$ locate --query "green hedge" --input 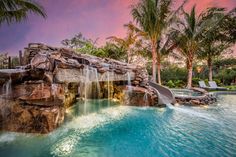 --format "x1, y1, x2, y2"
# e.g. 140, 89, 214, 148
160, 64, 235, 88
